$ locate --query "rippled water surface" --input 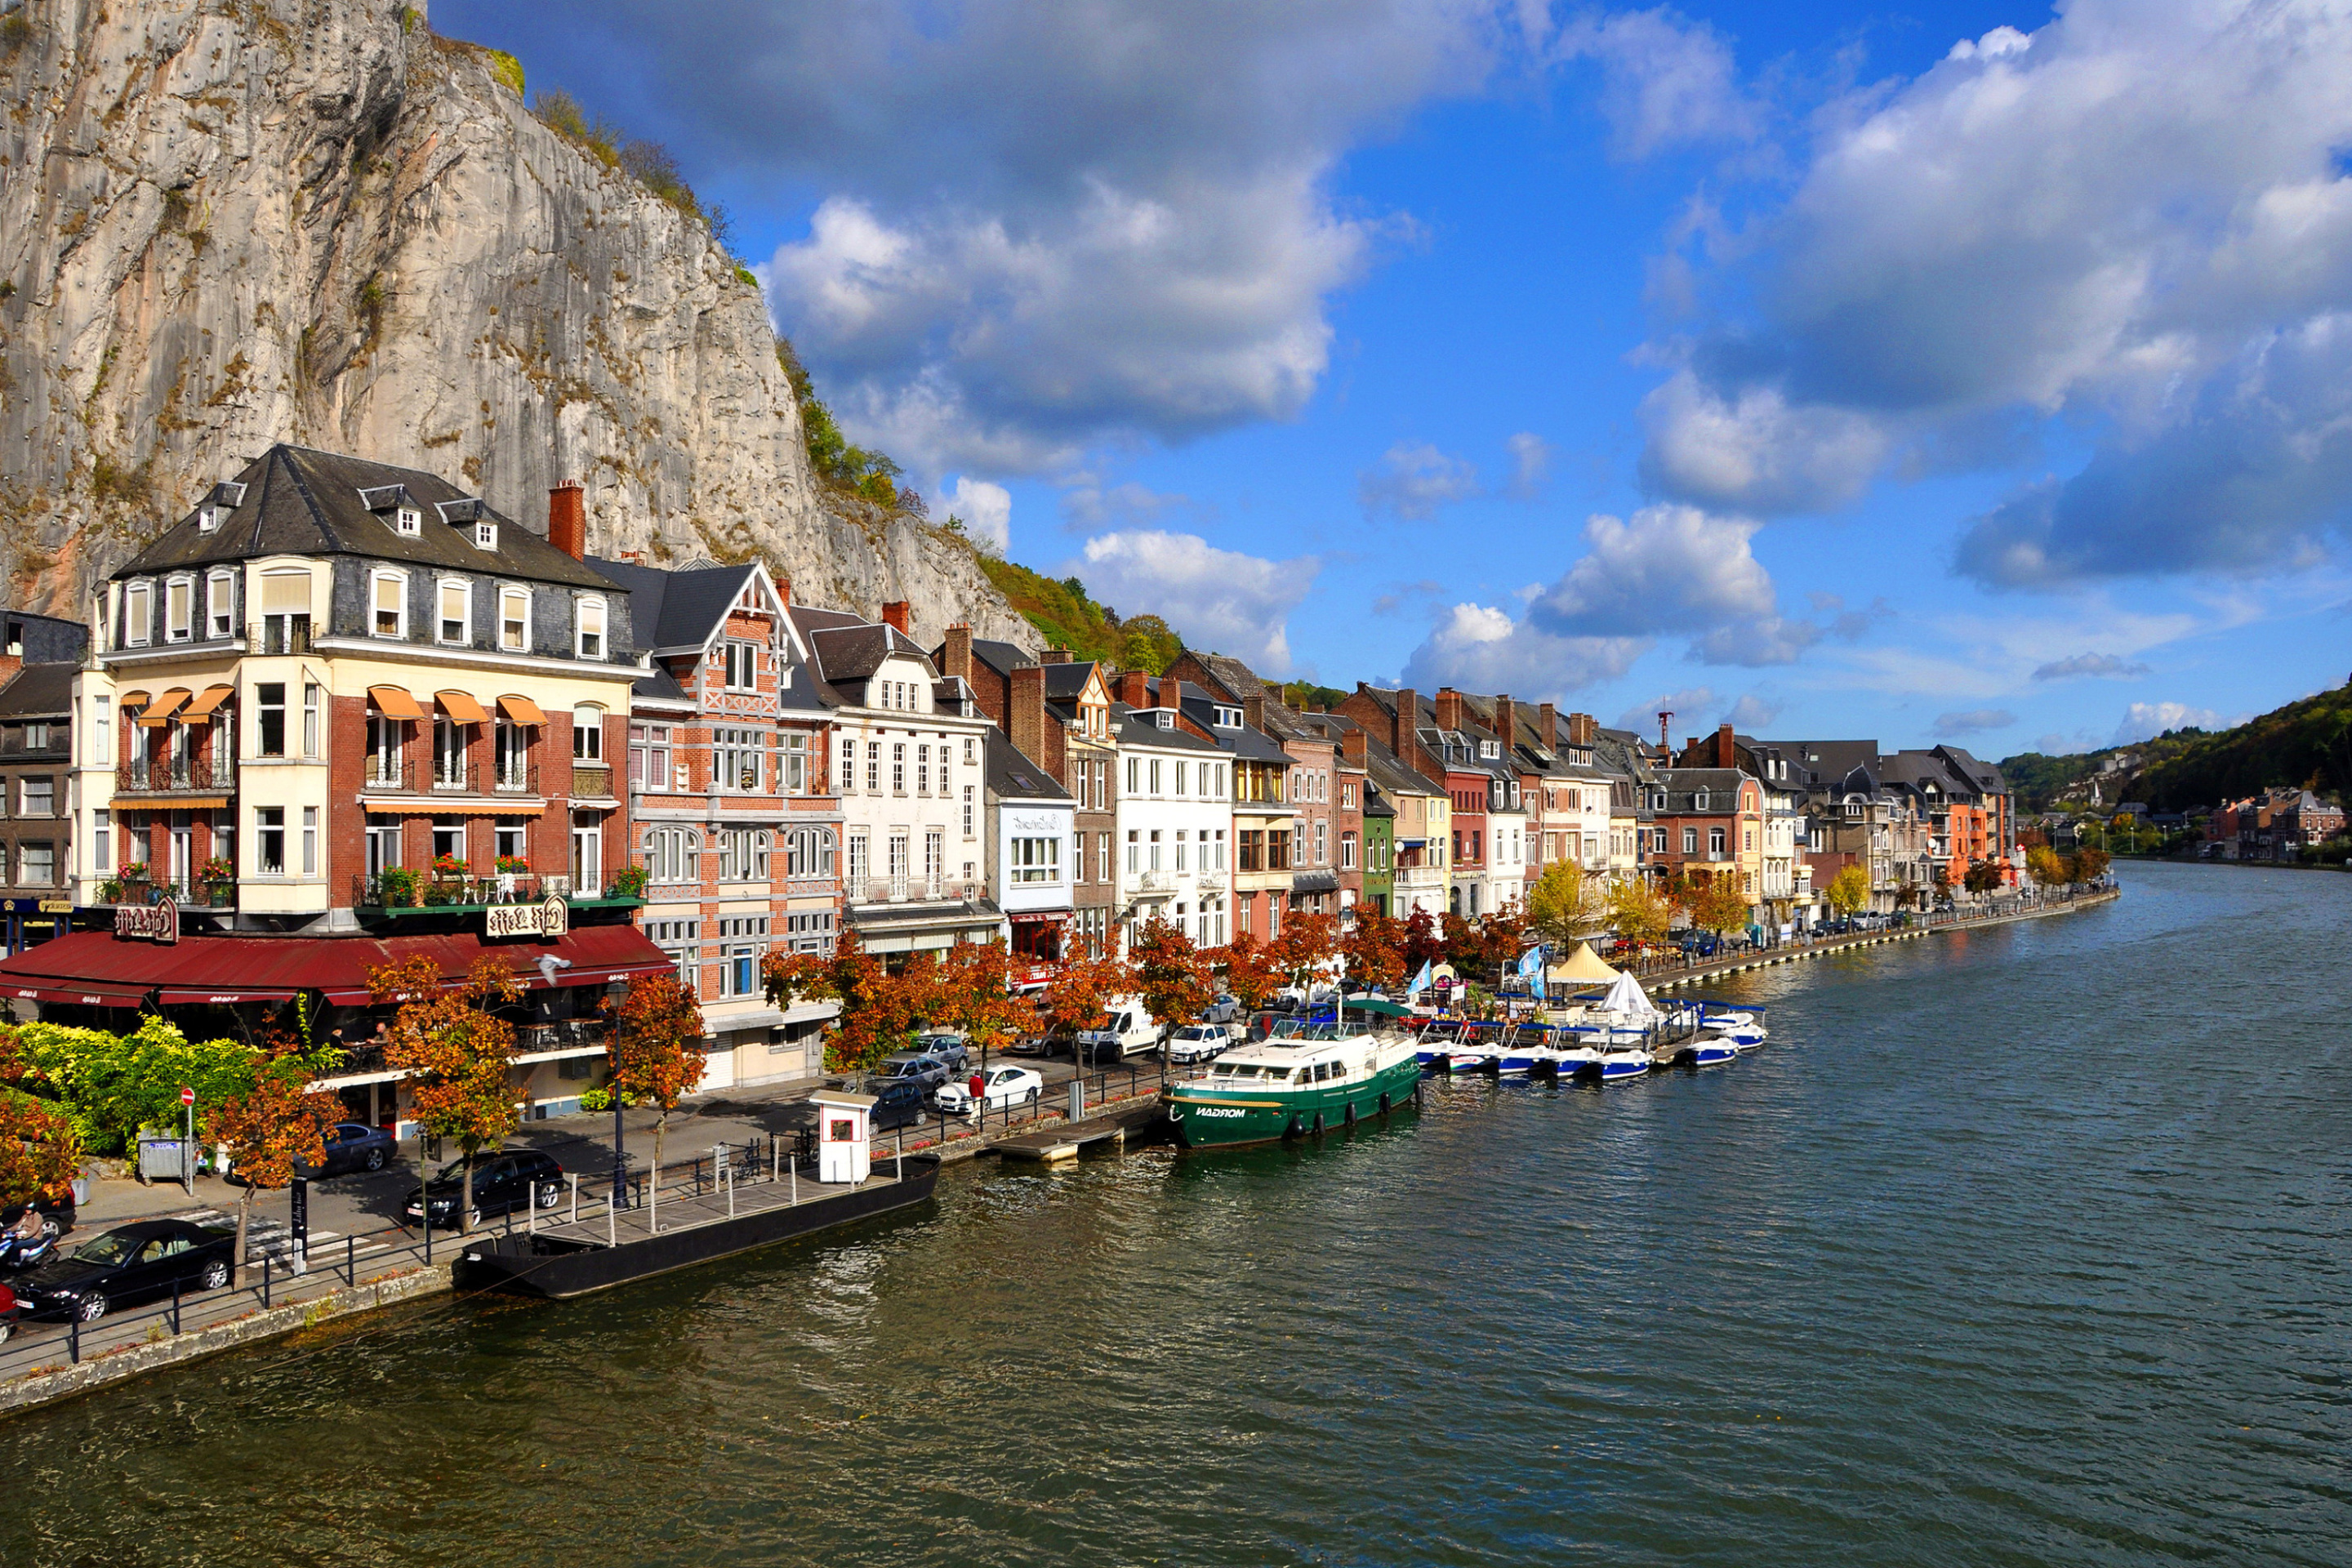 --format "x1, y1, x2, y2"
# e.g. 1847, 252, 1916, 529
4, 862, 2348, 1566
